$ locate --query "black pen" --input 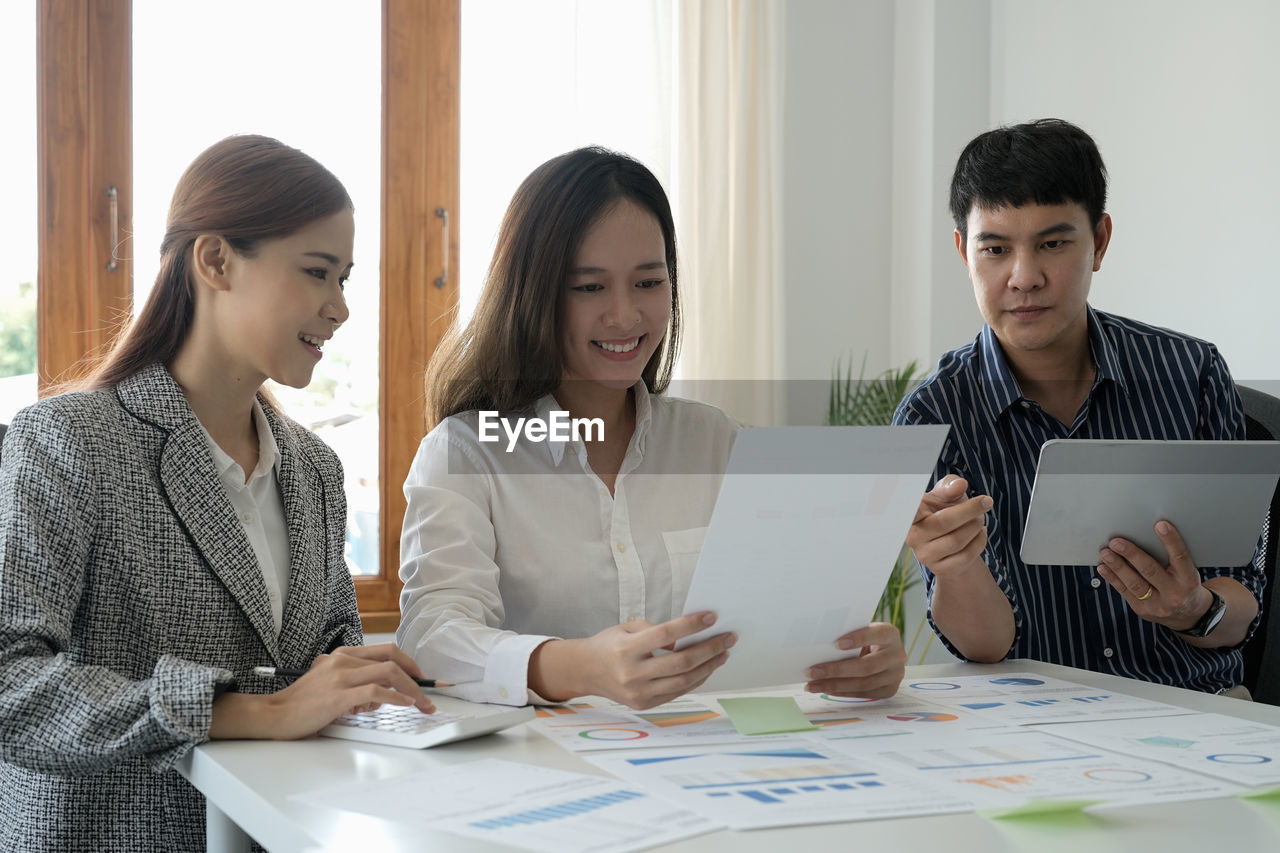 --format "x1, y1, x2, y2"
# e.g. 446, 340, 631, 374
251, 665, 451, 689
